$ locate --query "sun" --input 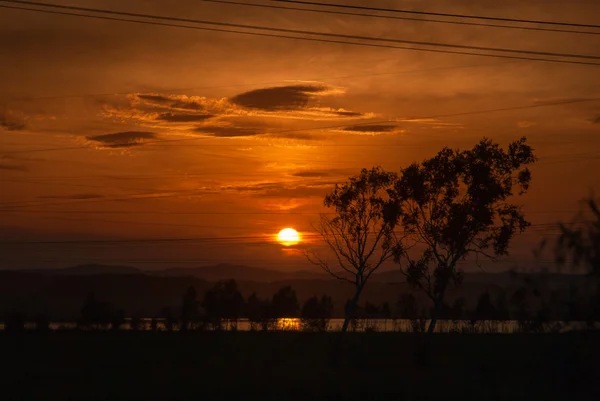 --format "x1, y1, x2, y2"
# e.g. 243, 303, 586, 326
277, 228, 300, 246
